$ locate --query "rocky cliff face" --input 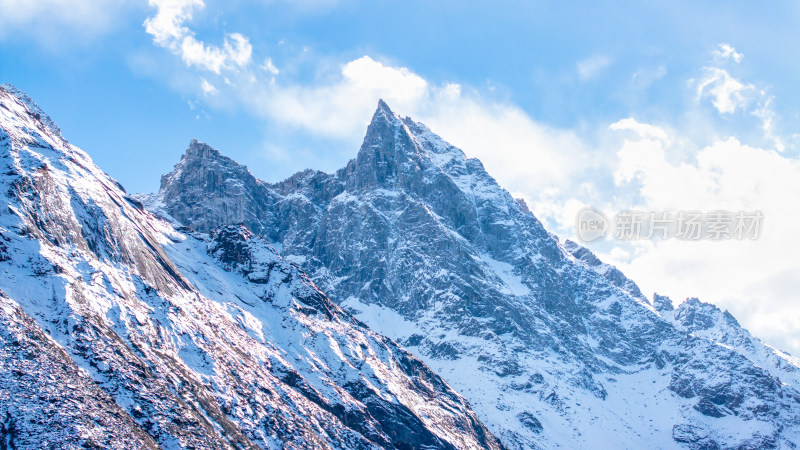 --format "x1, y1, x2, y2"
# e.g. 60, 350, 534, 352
155, 100, 800, 449
0, 85, 505, 449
